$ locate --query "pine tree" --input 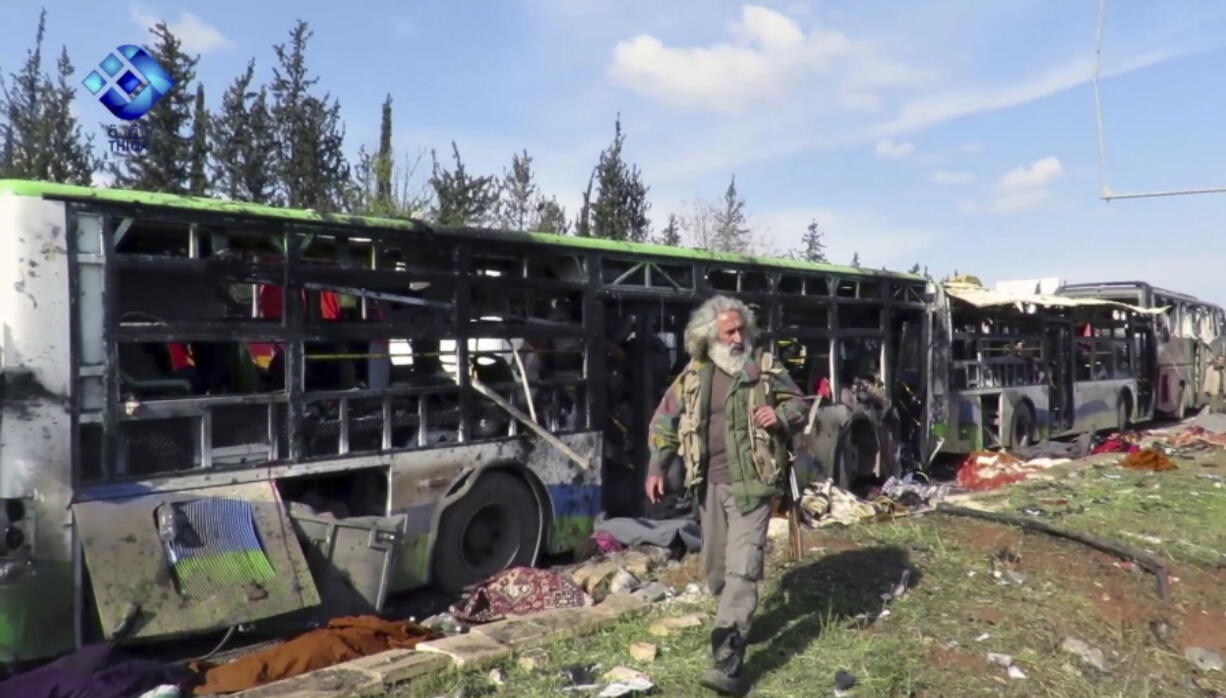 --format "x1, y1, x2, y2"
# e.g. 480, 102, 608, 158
498, 149, 537, 230
3, 9, 49, 180
210, 60, 279, 203
375, 94, 393, 209
270, 20, 350, 210
44, 46, 98, 184
712, 175, 750, 253
429, 141, 499, 226
351, 96, 430, 218
794, 218, 828, 262
656, 213, 682, 247
0, 11, 99, 184
187, 83, 208, 195
852, 252, 861, 267
587, 116, 651, 241
575, 172, 594, 237
109, 21, 198, 192
535, 196, 568, 234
